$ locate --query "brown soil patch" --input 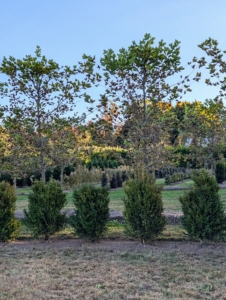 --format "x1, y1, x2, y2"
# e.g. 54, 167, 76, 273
2, 238, 226, 256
